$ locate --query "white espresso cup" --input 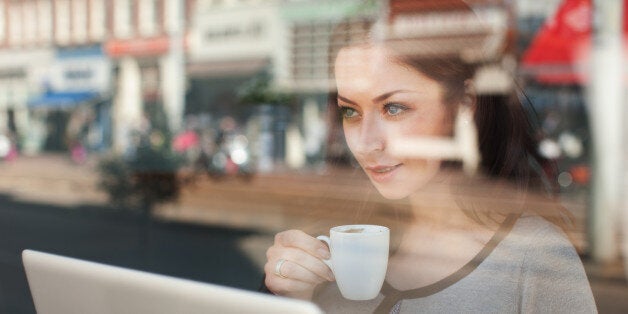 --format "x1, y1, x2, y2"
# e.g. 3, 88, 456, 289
317, 224, 389, 300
